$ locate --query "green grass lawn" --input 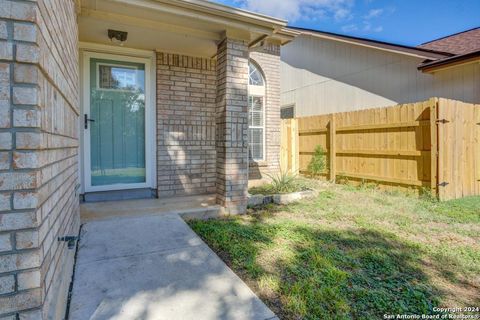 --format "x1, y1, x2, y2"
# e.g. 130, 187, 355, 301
188, 182, 480, 320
